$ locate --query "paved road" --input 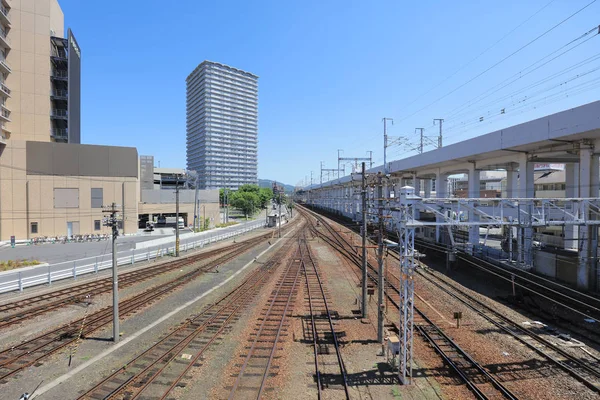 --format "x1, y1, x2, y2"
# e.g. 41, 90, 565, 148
0, 212, 269, 264
0, 233, 176, 264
